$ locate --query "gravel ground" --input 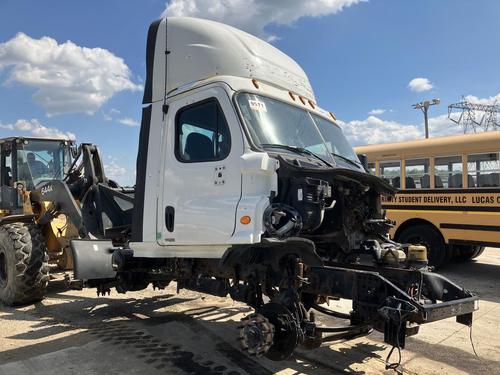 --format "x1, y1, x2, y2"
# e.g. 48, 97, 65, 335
1, 248, 499, 375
